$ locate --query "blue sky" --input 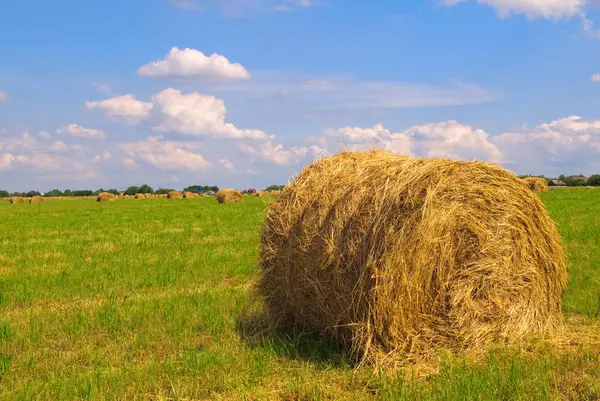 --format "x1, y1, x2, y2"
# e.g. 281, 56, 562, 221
1, 0, 600, 192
